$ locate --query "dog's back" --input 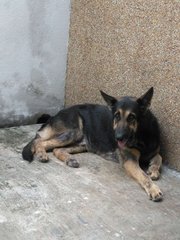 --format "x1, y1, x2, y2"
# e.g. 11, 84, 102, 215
77, 104, 117, 153
50, 104, 117, 153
